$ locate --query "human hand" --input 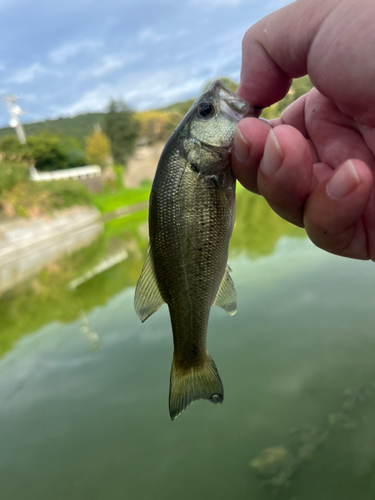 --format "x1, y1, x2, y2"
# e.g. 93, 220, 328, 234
232, 0, 375, 260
